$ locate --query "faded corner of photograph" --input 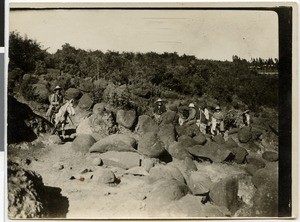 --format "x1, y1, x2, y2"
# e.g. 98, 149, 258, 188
6, 3, 290, 220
